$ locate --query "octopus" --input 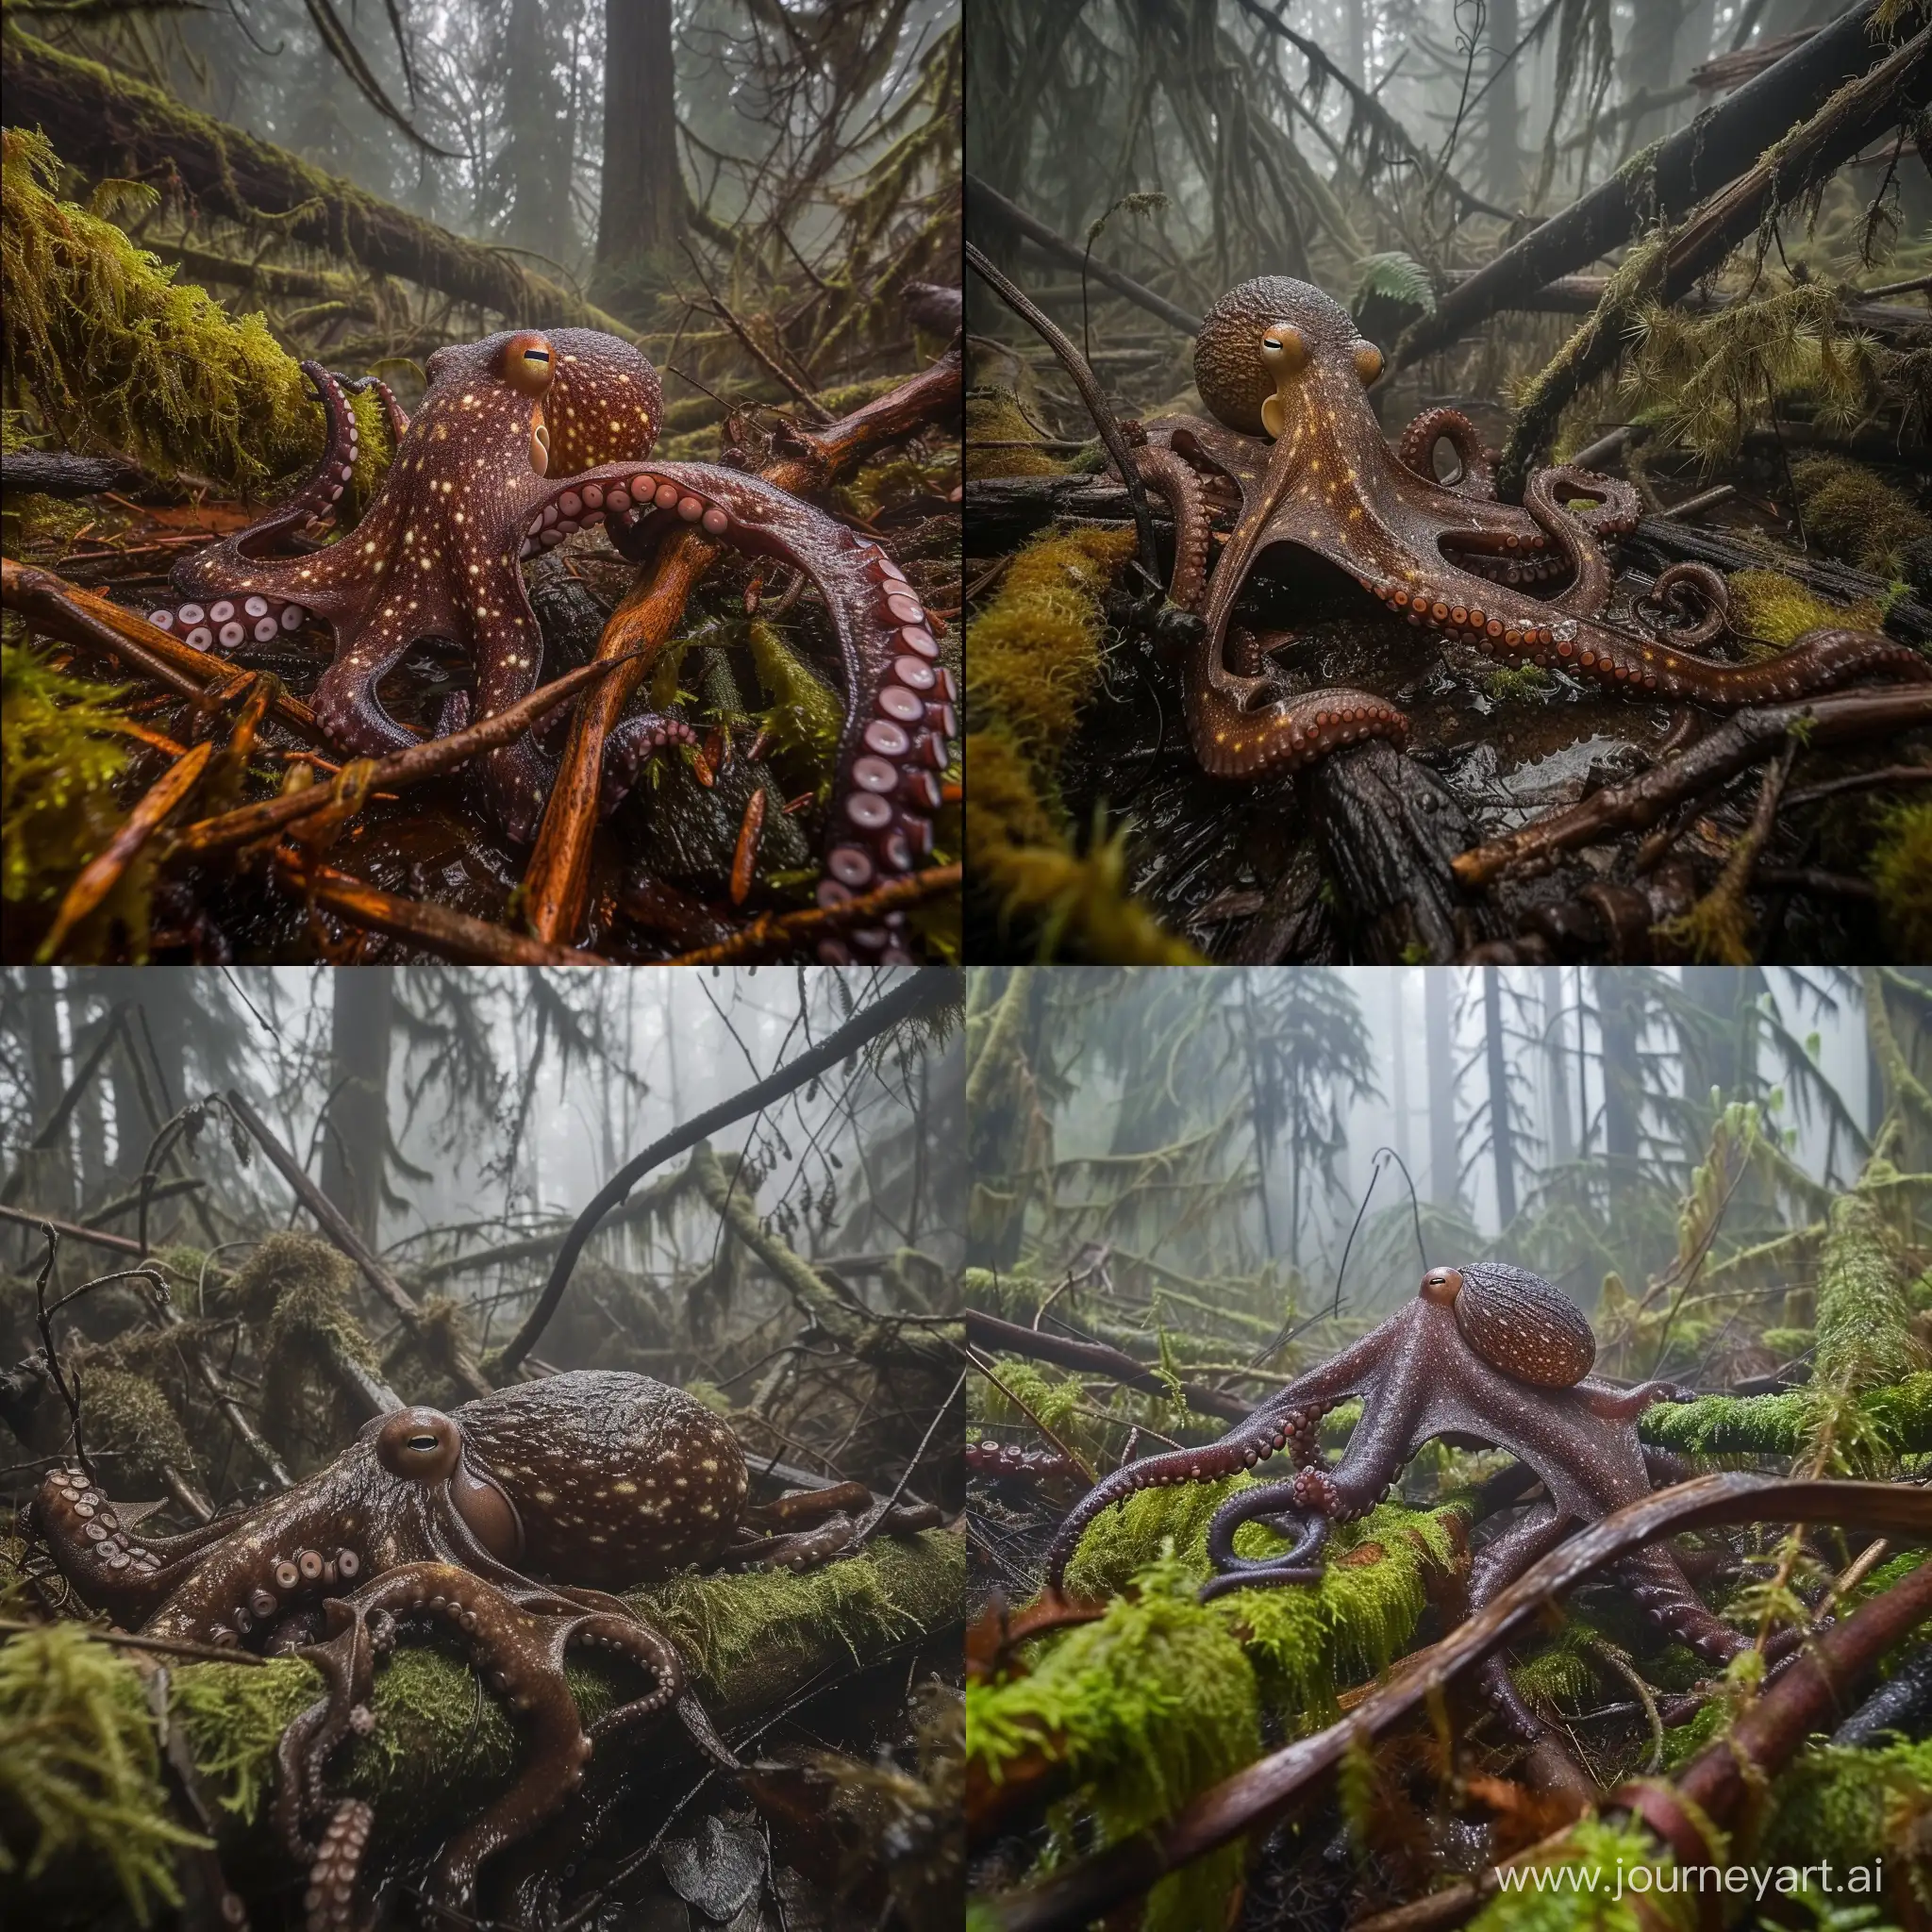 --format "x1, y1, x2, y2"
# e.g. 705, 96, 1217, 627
1124, 275, 1928, 781
27, 1370, 922, 1927
1041, 1262, 1794, 1786
142, 329, 953, 941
